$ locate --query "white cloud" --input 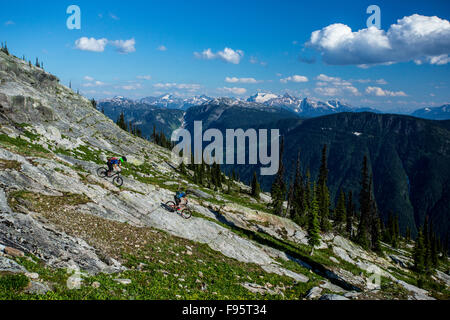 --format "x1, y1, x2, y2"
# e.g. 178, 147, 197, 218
75, 37, 108, 52
219, 87, 247, 95
119, 83, 142, 90
75, 37, 136, 54
307, 14, 450, 66
4, 21, 15, 26
365, 86, 407, 97
110, 38, 136, 54
136, 75, 151, 80
157, 45, 167, 51
315, 74, 351, 86
84, 76, 94, 81
225, 77, 261, 84
280, 75, 309, 83
82, 81, 106, 87
315, 85, 360, 96
194, 47, 244, 64
415, 54, 450, 65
